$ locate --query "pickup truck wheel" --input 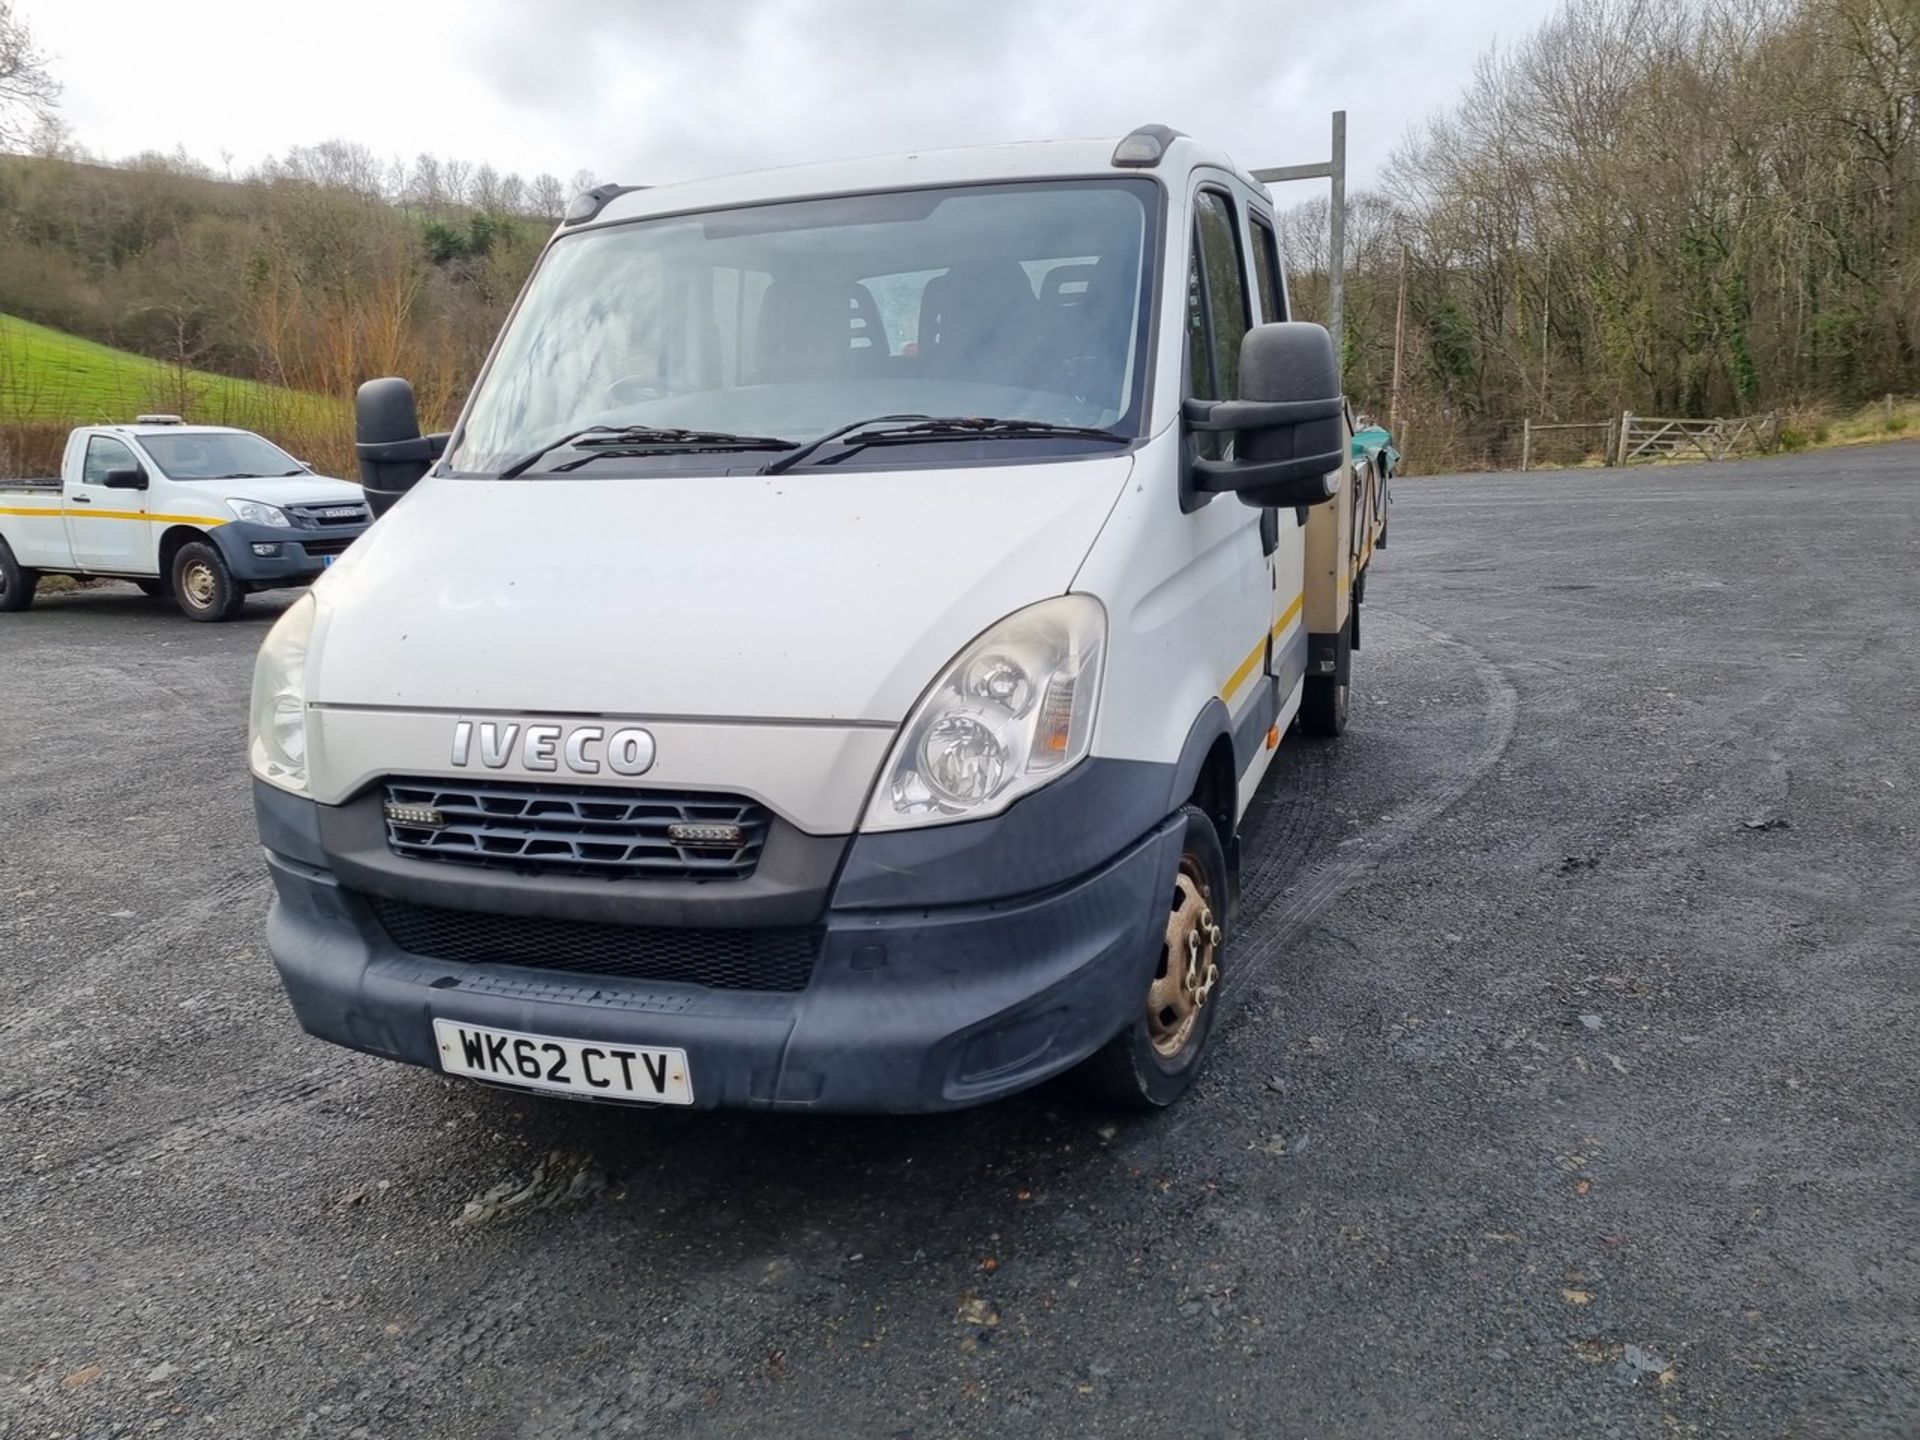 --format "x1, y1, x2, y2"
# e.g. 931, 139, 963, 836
171, 541, 245, 622
0, 538, 38, 612
1076, 804, 1230, 1110
134, 579, 169, 599
1300, 619, 1352, 738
